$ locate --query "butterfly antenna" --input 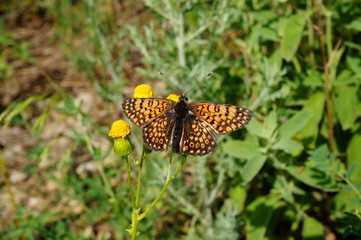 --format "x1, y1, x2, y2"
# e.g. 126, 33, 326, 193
159, 72, 182, 95
185, 72, 213, 95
